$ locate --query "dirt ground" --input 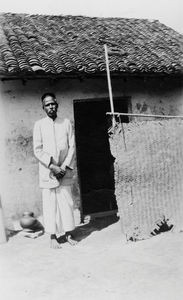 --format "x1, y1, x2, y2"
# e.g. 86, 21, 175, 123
0, 215, 183, 300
